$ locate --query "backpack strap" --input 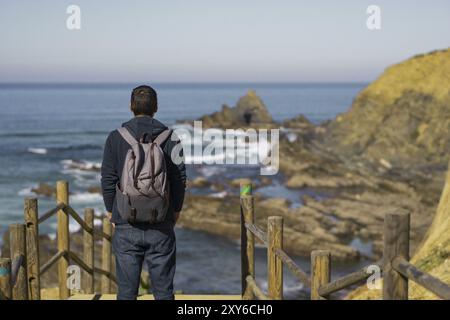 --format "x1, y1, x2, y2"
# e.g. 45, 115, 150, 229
117, 127, 139, 146
153, 129, 173, 146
